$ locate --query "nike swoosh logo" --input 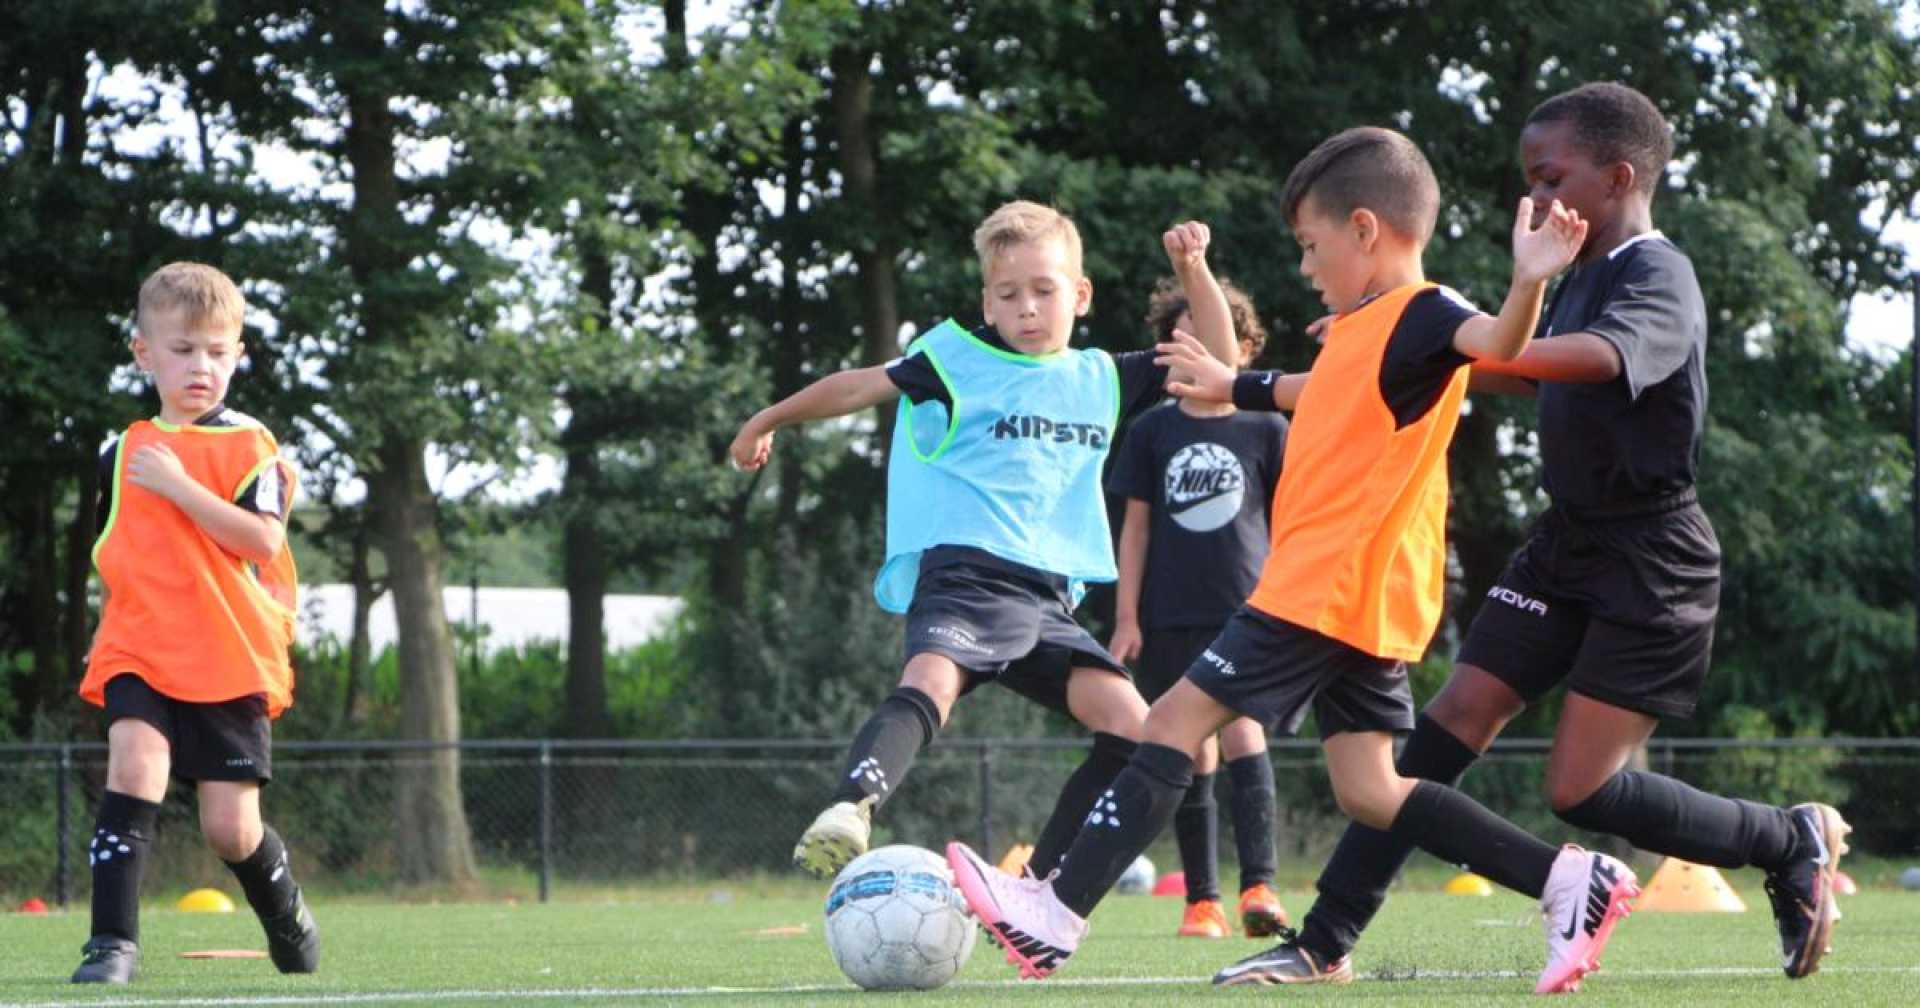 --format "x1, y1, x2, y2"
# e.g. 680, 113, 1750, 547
1214, 961, 1261, 980
1170, 494, 1231, 516
1560, 909, 1579, 942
